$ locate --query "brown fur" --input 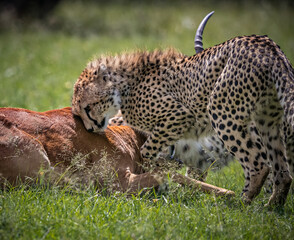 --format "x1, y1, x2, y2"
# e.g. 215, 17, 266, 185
0, 107, 160, 191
